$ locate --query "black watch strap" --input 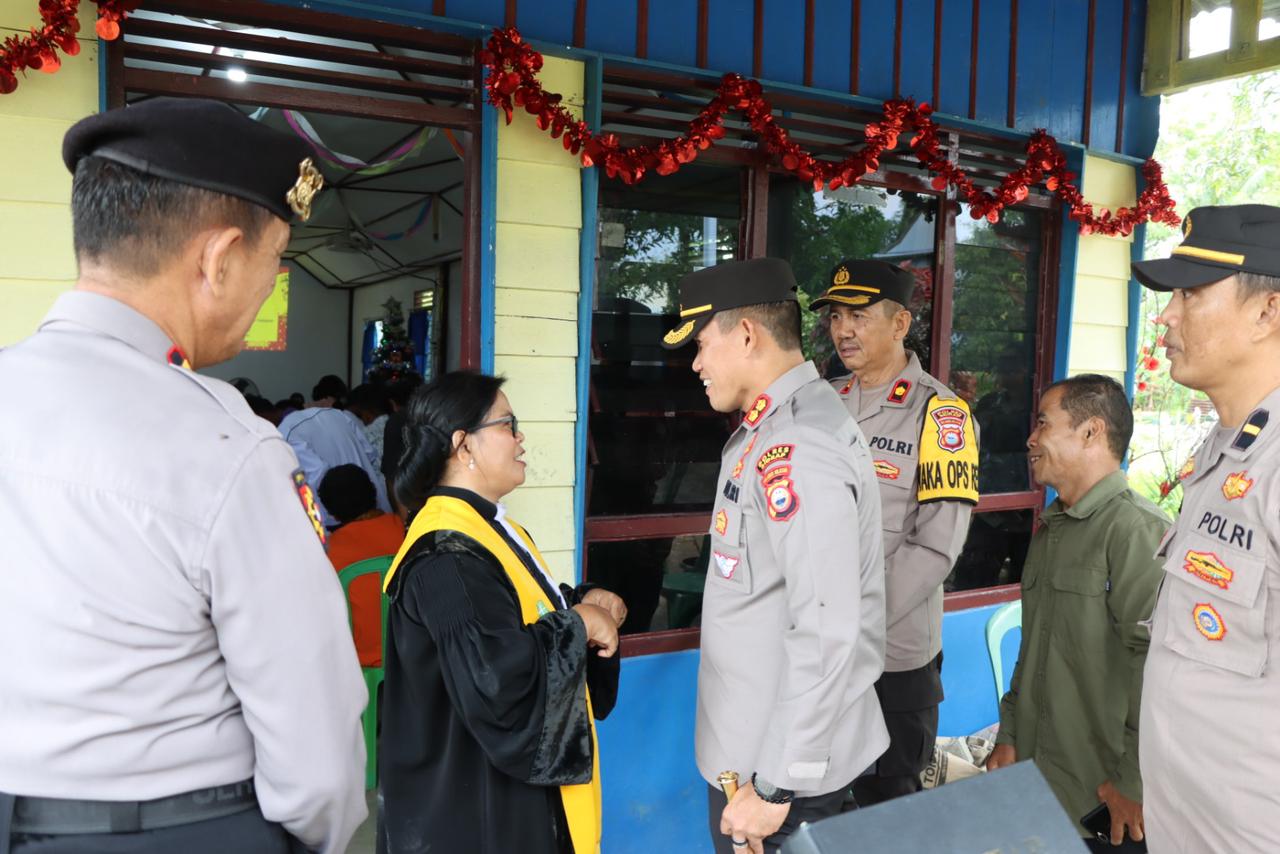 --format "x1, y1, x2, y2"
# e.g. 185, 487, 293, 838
751, 773, 795, 804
